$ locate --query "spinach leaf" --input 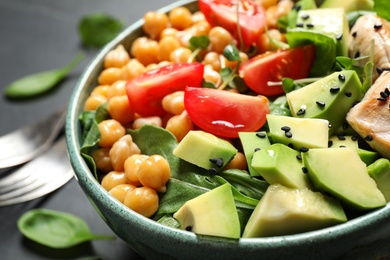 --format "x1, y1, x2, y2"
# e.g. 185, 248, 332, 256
286, 28, 336, 77
4, 53, 84, 99
79, 12, 123, 48
269, 95, 292, 116
374, 0, 390, 21
18, 209, 115, 249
